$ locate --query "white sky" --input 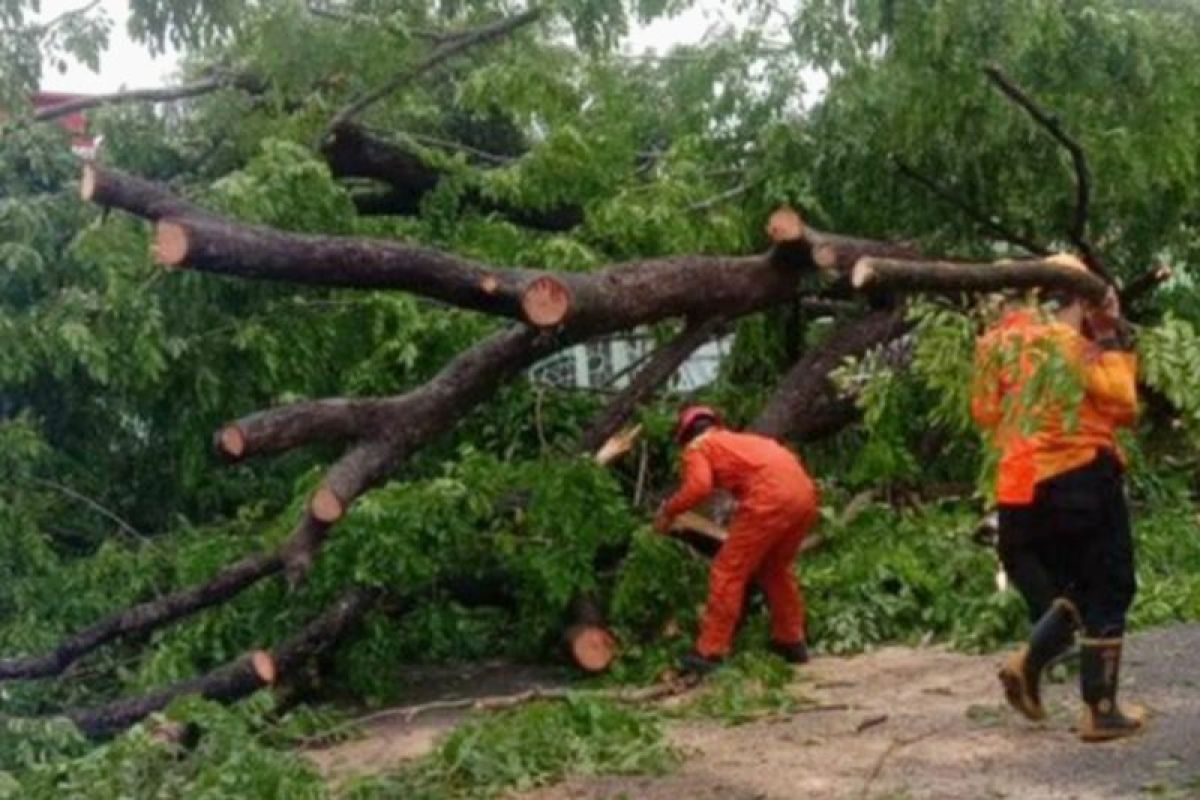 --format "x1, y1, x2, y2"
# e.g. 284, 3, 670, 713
39, 0, 749, 93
